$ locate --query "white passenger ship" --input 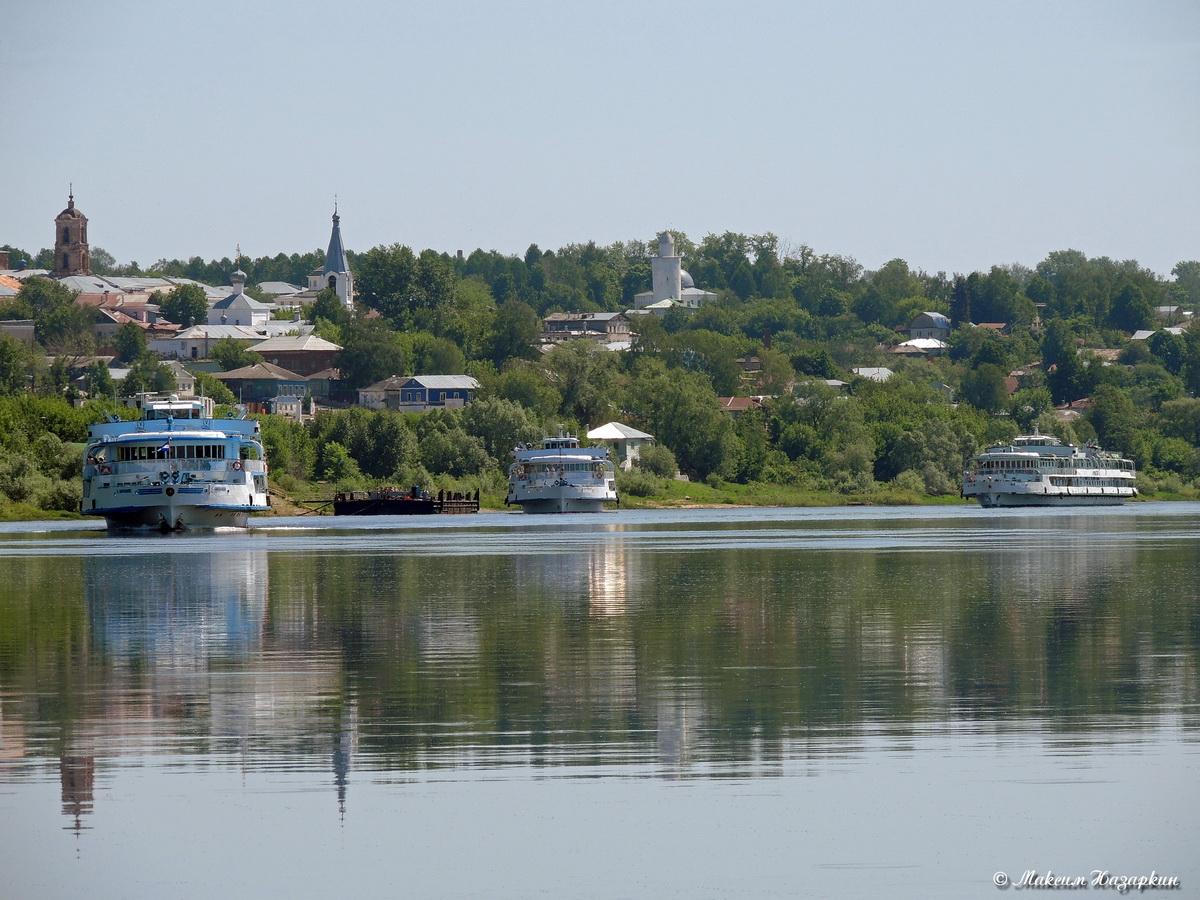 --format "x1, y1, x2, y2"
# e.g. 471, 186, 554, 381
82, 394, 270, 530
505, 429, 618, 513
962, 429, 1137, 508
